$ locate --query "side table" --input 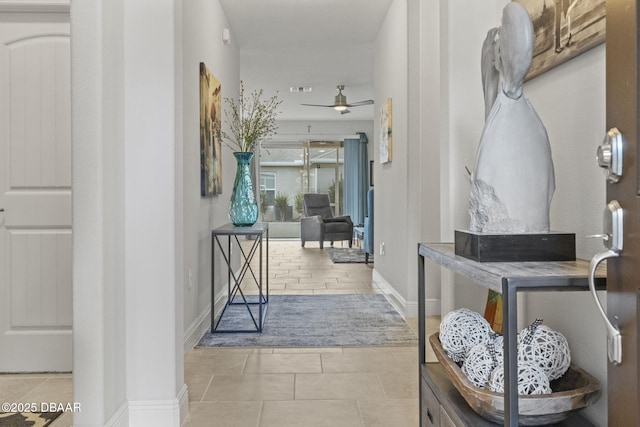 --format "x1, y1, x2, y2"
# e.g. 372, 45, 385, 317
418, 243, 606, 426
211, 222, 269, 332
